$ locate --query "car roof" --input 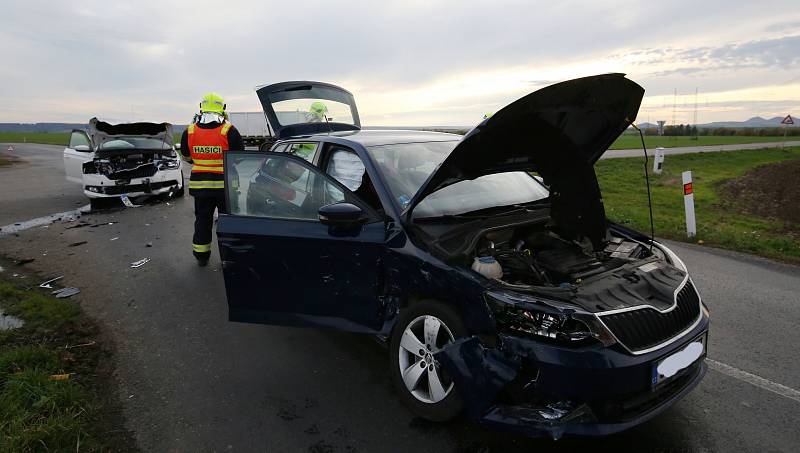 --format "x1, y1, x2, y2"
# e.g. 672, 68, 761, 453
288, 129, 462, 147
